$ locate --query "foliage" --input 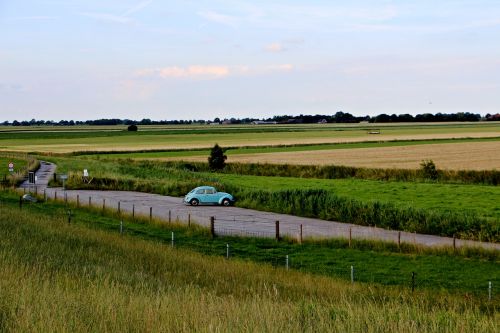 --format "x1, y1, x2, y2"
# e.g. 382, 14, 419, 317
420, 160, 438, 180
208, 143, 227, 170
127, 124, 138, 131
